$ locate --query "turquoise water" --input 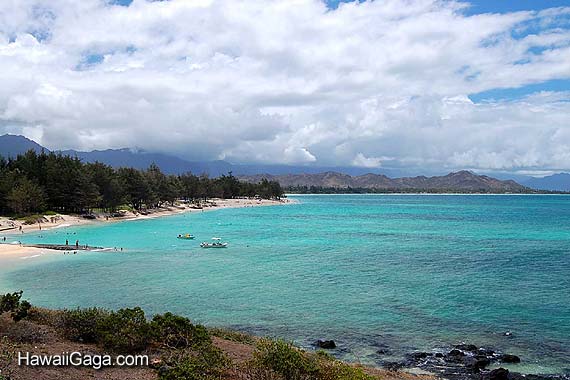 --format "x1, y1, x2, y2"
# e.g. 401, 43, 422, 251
1, 195, 569, 374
